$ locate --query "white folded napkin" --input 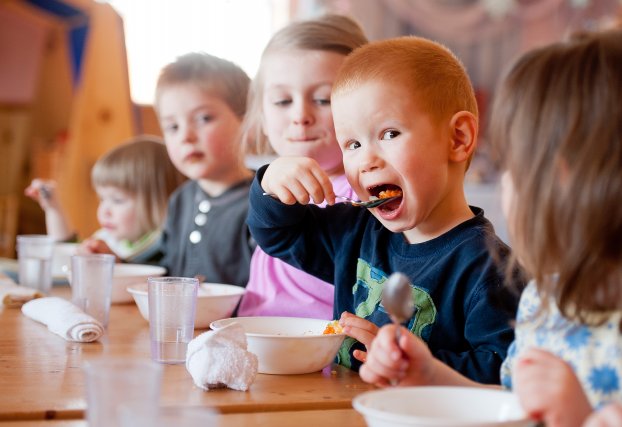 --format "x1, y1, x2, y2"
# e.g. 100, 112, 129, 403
21, 297, 104, 342
186, 322, 258, 391
0, 279, 43, 308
